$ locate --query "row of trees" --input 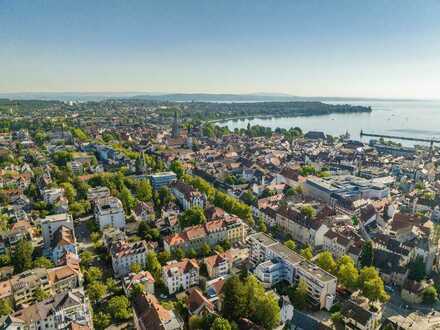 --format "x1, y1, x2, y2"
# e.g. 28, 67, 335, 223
170, 160, 254, 224
314, 251, 389, 302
